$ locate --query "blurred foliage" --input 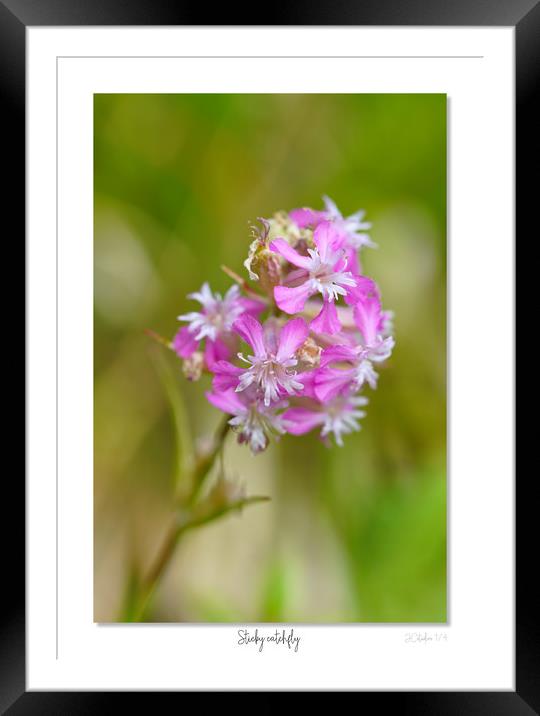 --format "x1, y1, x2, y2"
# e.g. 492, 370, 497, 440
94, 94, 446, 622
